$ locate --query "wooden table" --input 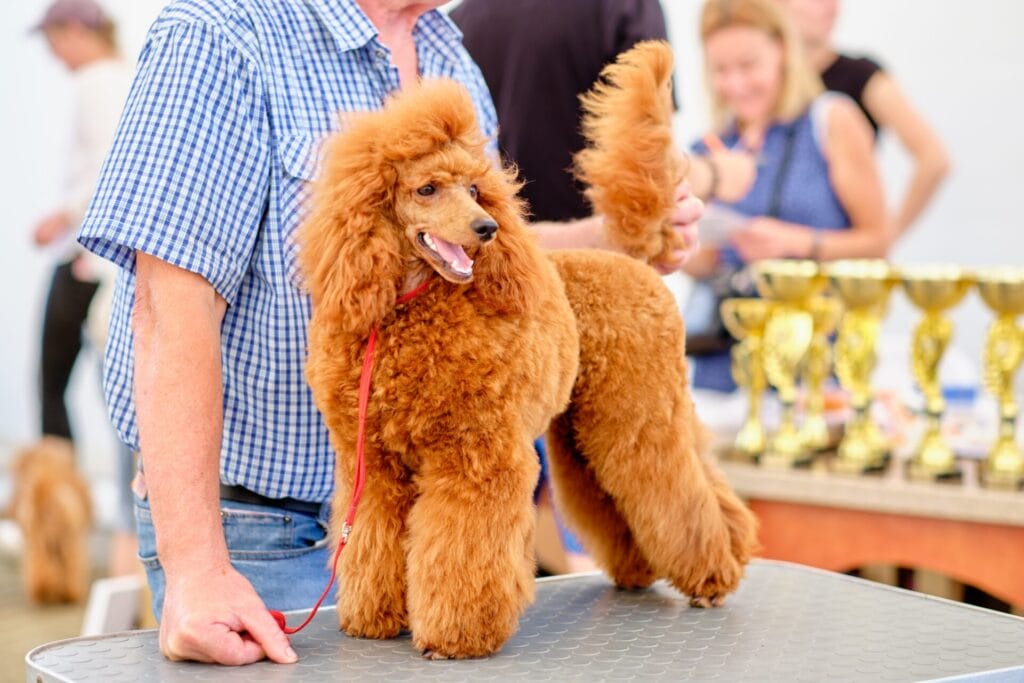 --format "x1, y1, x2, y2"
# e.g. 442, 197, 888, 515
717, 455, 1024, 609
